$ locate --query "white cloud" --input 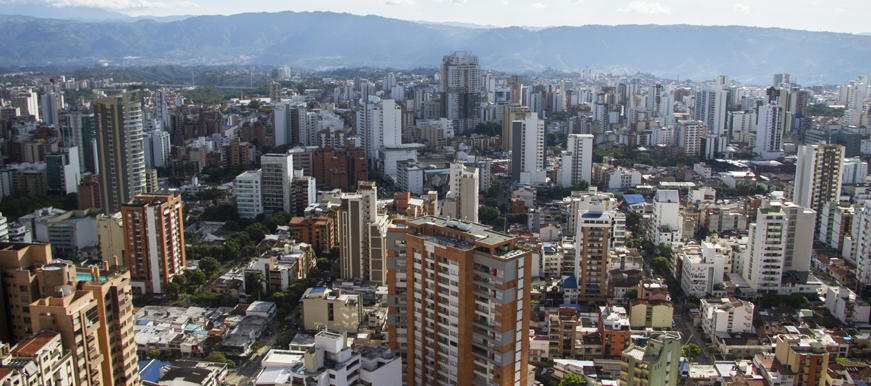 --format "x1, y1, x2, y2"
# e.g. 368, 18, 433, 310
531, 2, 546, 8
733, 3, 750, 14
385, 0, 414, 5
616, 1, 670, 14
1, 0, 196, 9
